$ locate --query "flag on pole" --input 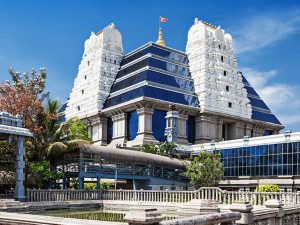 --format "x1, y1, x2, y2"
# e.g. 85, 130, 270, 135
159, 16, 168, 23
